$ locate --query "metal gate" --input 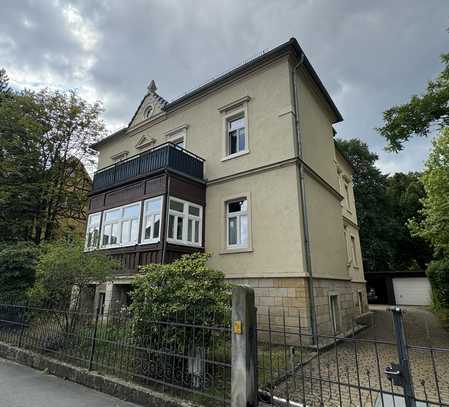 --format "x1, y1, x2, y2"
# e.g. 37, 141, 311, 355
256, 306, 449, 407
